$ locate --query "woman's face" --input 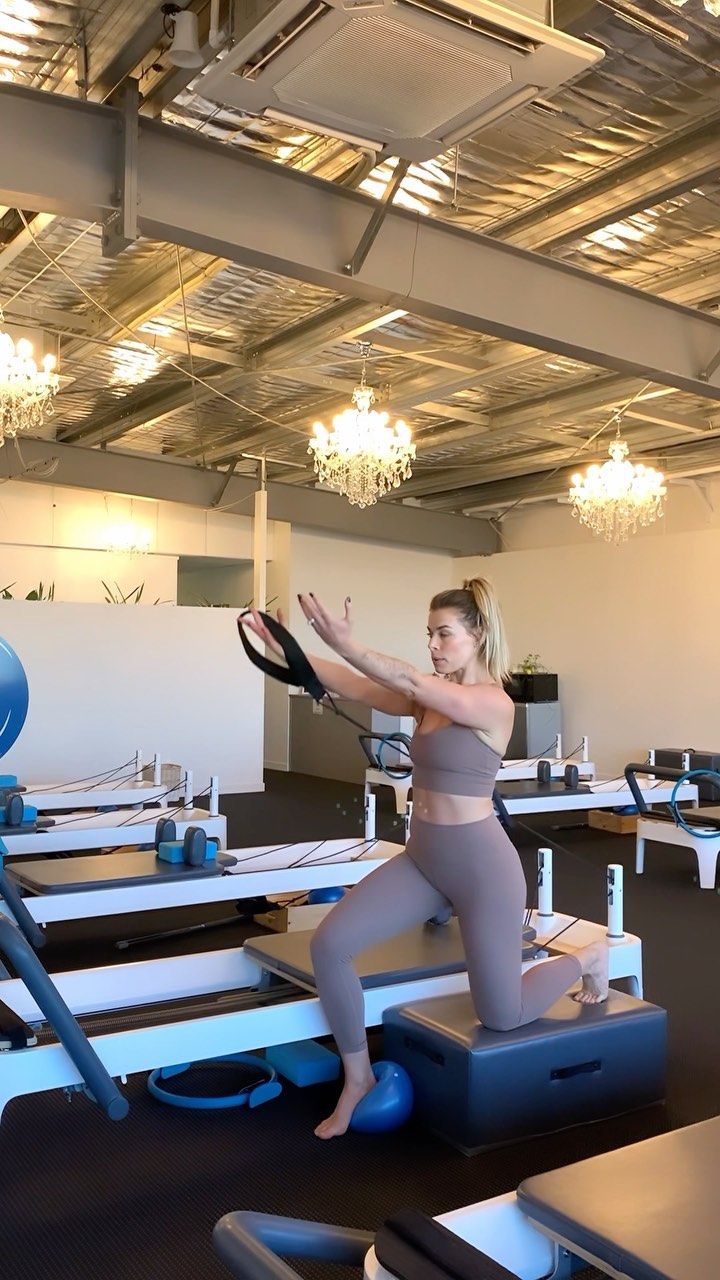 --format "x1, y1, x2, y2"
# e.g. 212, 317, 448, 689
426, 608, 478, 675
